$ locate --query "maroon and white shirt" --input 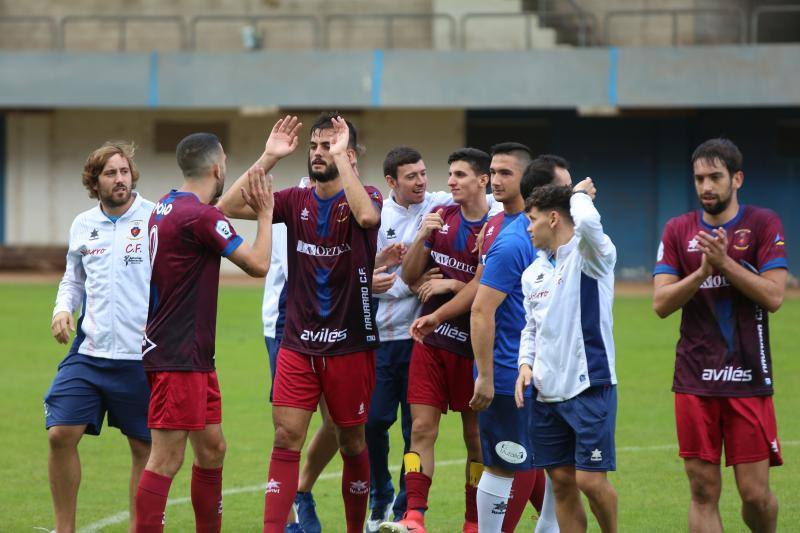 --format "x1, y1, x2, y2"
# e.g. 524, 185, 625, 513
654, 205, 788, 397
